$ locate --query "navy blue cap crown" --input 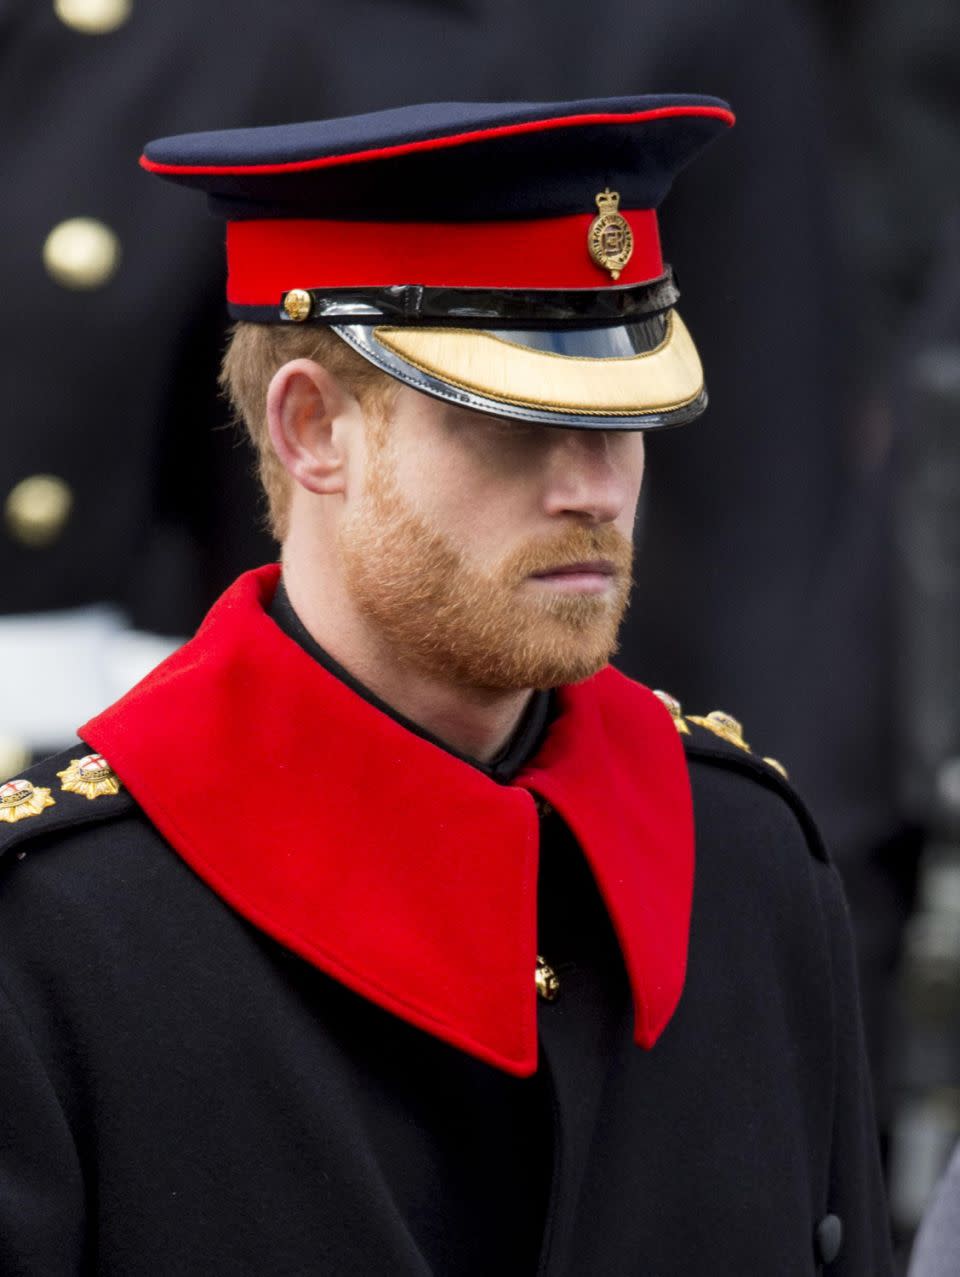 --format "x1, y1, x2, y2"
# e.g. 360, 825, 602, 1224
142, 94, 734, 222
